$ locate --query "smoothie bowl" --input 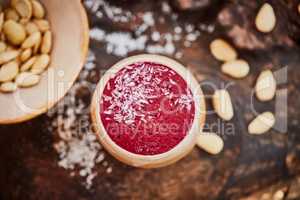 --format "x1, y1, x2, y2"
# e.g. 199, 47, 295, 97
91, 54, 206, 168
